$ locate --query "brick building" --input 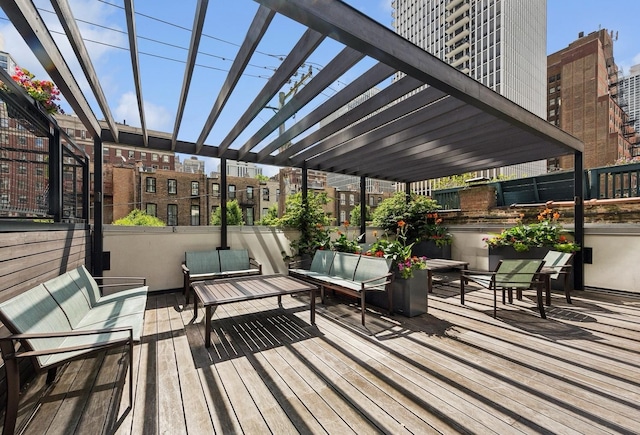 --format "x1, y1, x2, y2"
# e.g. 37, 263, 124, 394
547, 29, 635, 170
